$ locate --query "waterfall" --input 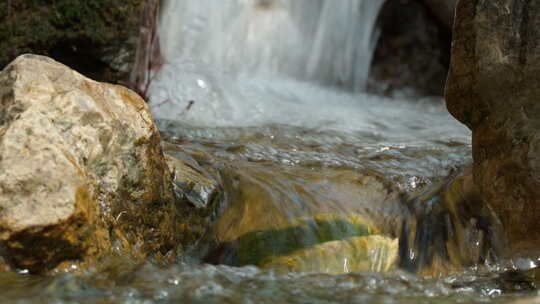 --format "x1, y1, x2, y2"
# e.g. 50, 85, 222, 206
158, 0, 384, 90
147, 0, 481, 278
150, 0, 389, 128
146, 0, 472, 150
